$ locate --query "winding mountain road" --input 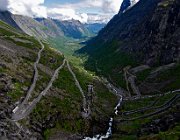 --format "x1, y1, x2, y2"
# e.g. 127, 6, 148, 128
12, 57, 91, 120
41, 59, 66, 96
66, 61, 90, 118
122, 90, 180, 117
12, 59, 66, 121
119, 93, 180, 122
123, 66, 141, 97
12, 39, 44, 118
23, 39, 44, 102
9, 34, 179, 139
122, 96, 161, 116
